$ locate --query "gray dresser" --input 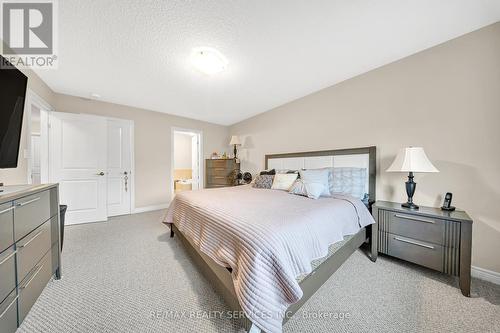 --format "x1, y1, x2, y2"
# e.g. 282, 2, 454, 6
373, 201, 472, 296
0, 184, 61, 333
205, 159, 240, 188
